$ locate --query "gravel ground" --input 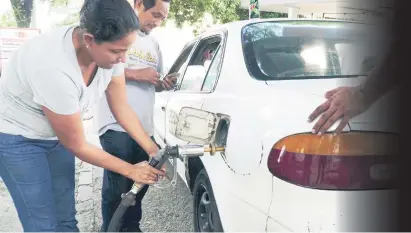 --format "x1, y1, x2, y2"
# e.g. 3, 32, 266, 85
86, 119, 195, 232
0, 179, 23, 232
140, 174, 195, 232
91, 162, 195, 232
